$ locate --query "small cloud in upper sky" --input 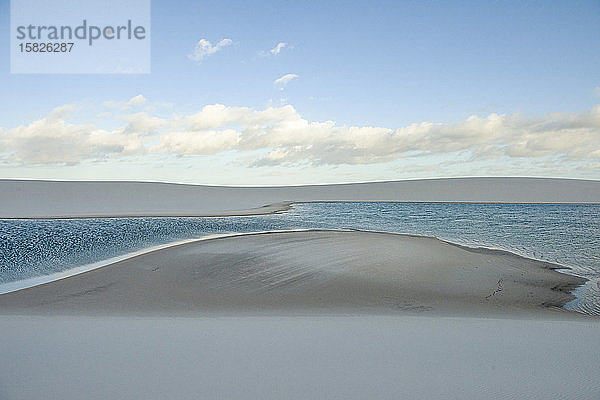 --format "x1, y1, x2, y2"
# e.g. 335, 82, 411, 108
274, 73, 298, 89
127, 95, 147, 107
259, 42, 289, 57
270, 42, 287, 55
103, 95, 147, 110
594, 86, 600, 97
188, 39, 232, 63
